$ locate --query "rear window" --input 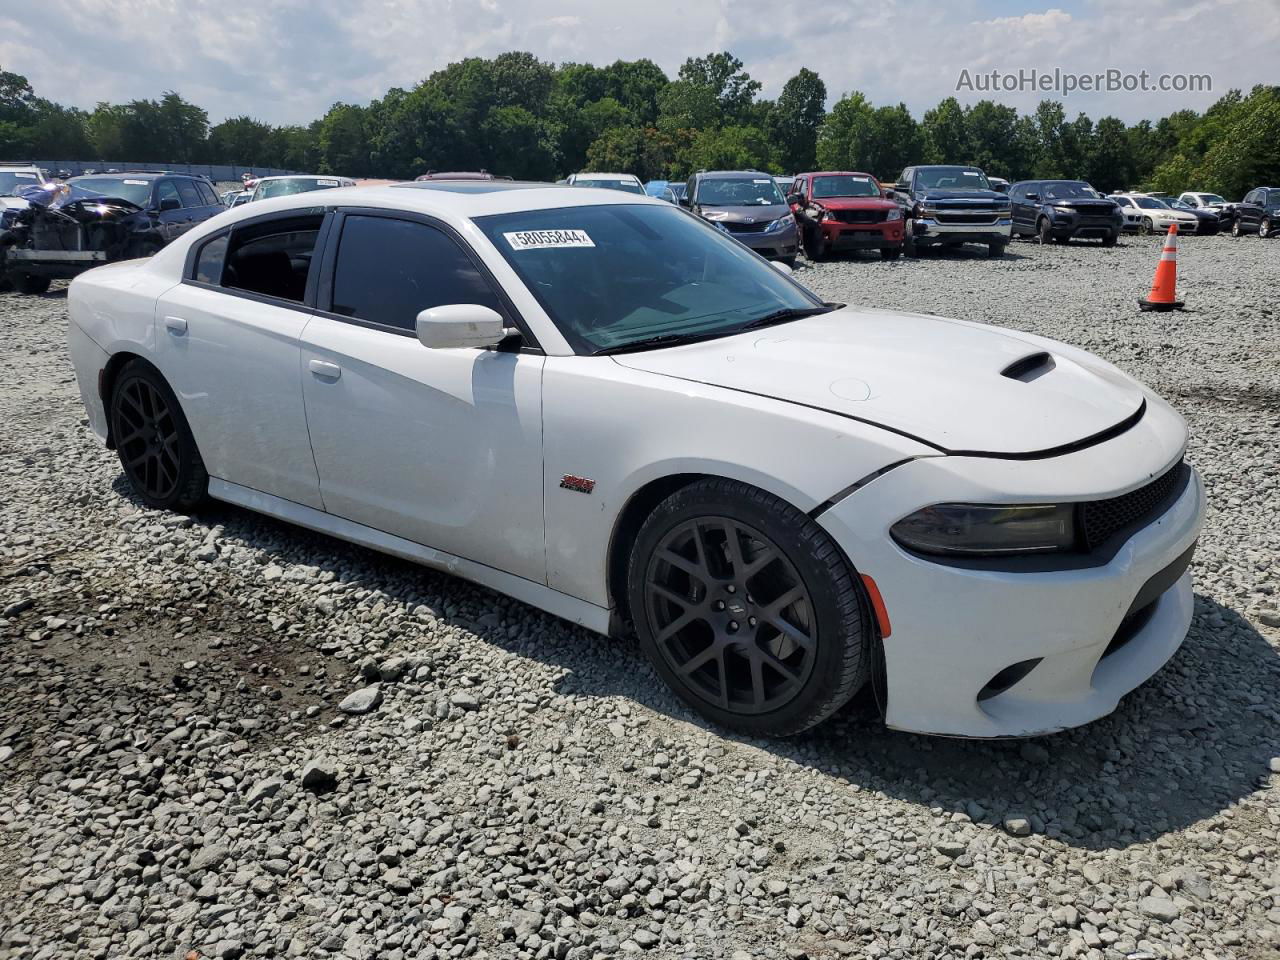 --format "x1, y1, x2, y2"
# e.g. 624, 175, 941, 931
222, 215, 323, 303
